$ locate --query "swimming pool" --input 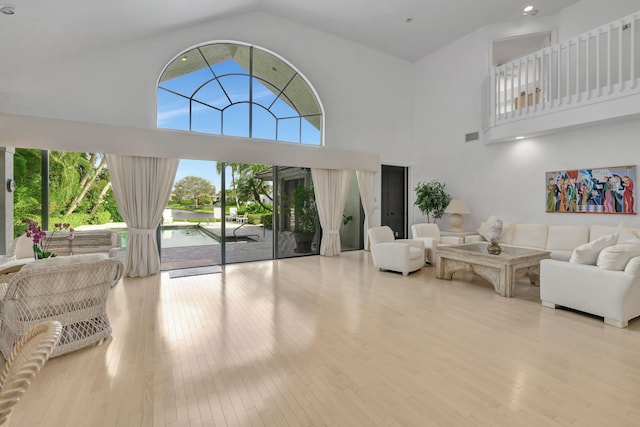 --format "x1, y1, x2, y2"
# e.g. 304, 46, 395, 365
115, 225, 220, 249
